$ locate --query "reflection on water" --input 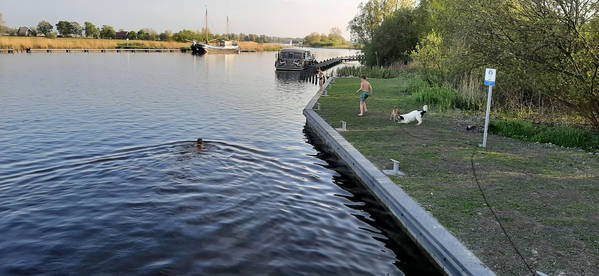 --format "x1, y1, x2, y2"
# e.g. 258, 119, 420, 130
0, 50, 439, 275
